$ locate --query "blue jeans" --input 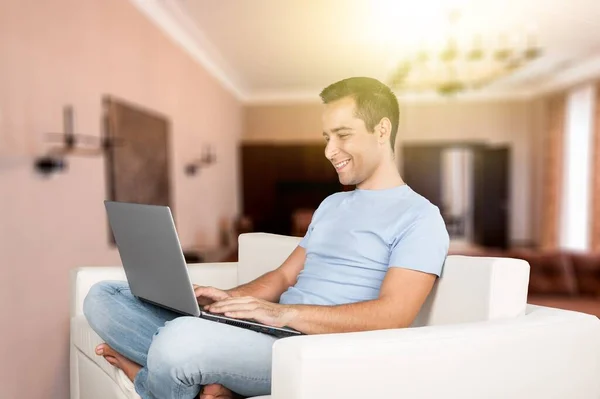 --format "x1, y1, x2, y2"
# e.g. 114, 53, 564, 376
83, 281, 278, 399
